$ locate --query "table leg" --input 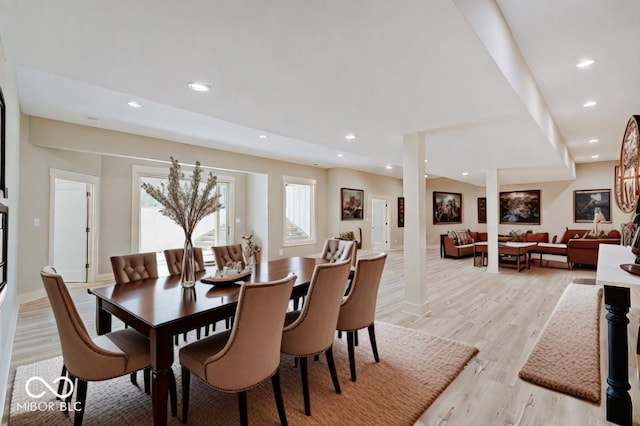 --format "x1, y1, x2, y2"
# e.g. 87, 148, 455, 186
150, 329, 174, 426
604, 285, 632, 426
95, 299, 112, 335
